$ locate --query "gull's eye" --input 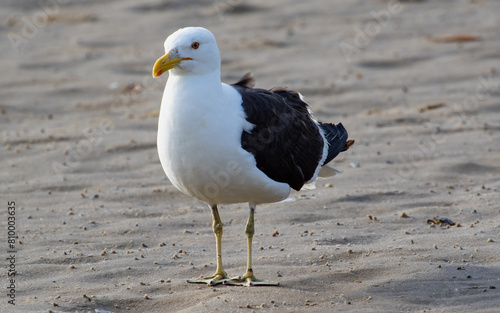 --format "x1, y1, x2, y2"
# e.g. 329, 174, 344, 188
191, 42, 200, 49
